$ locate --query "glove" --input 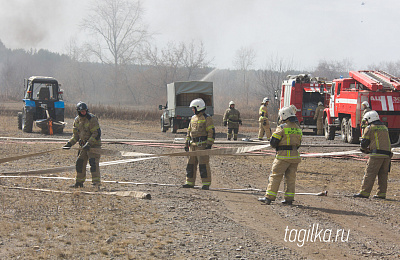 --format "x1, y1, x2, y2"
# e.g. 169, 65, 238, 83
239, 120, 242, 125
63, 142, 72, 149
223, 121, 227, 126
206, 144, 212, 149
184, 141, 189, 152
82, 142, 91, 151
